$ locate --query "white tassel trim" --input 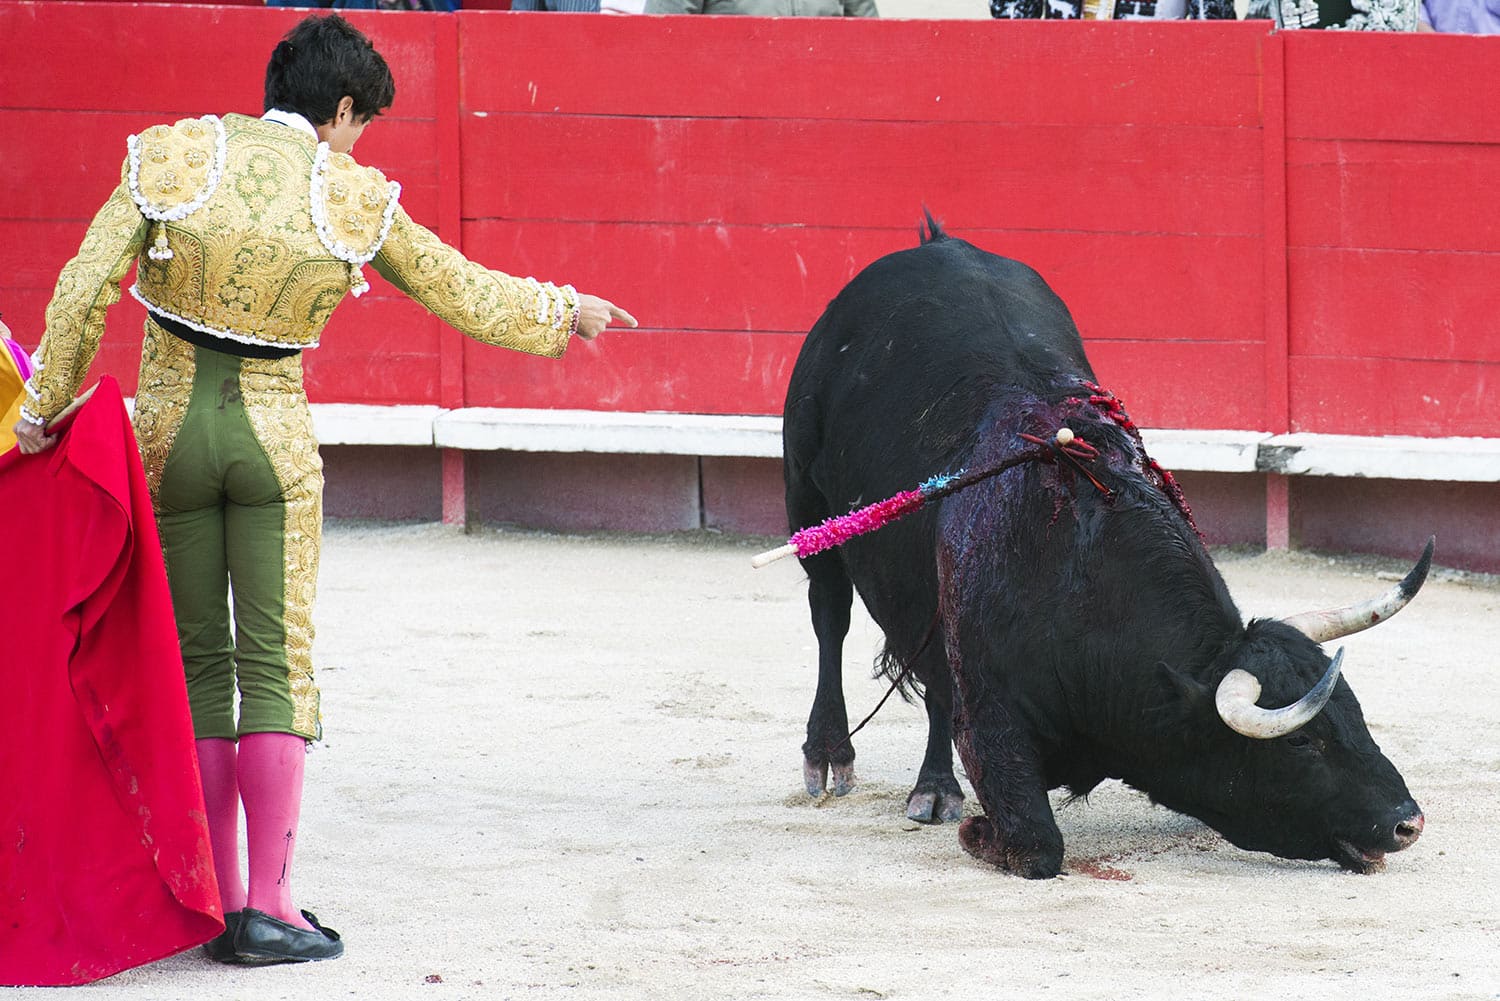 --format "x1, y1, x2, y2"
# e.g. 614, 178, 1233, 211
148, 227, 173, 262
127, 115, 227, 263
525, 277, 547, 325
349, 264, 371, 298
308, 143, 401, 299
126, 115, 228, 223
524, 278, 577, 332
